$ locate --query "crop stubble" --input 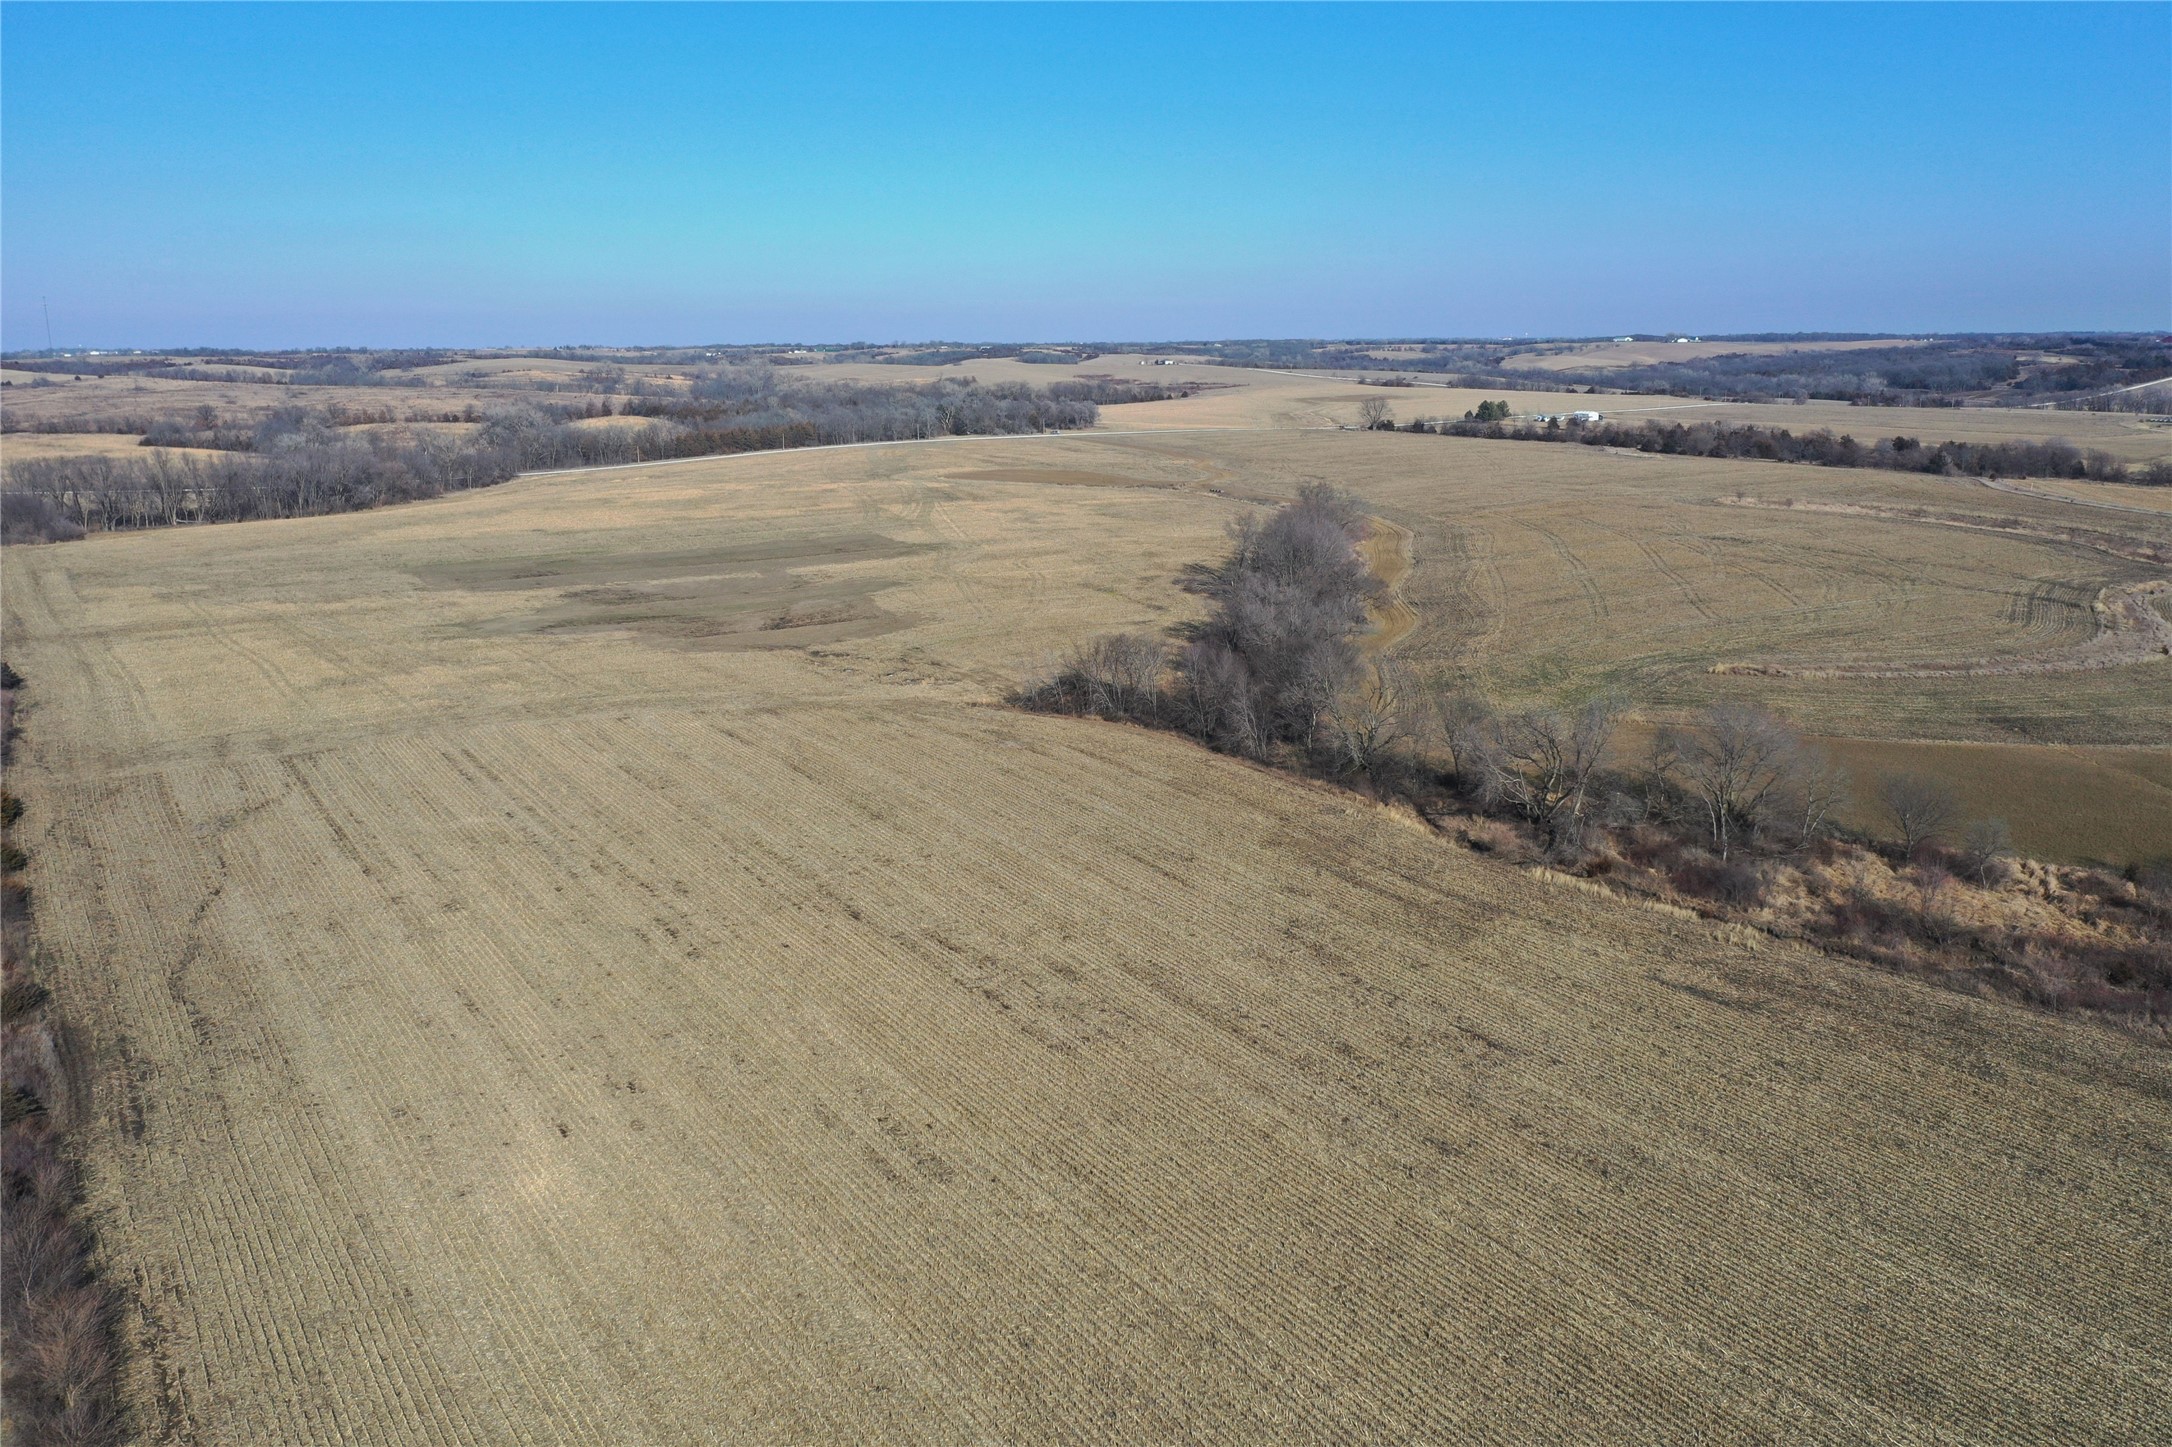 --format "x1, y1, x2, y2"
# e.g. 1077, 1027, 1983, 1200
3, 431, 2168, 1442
